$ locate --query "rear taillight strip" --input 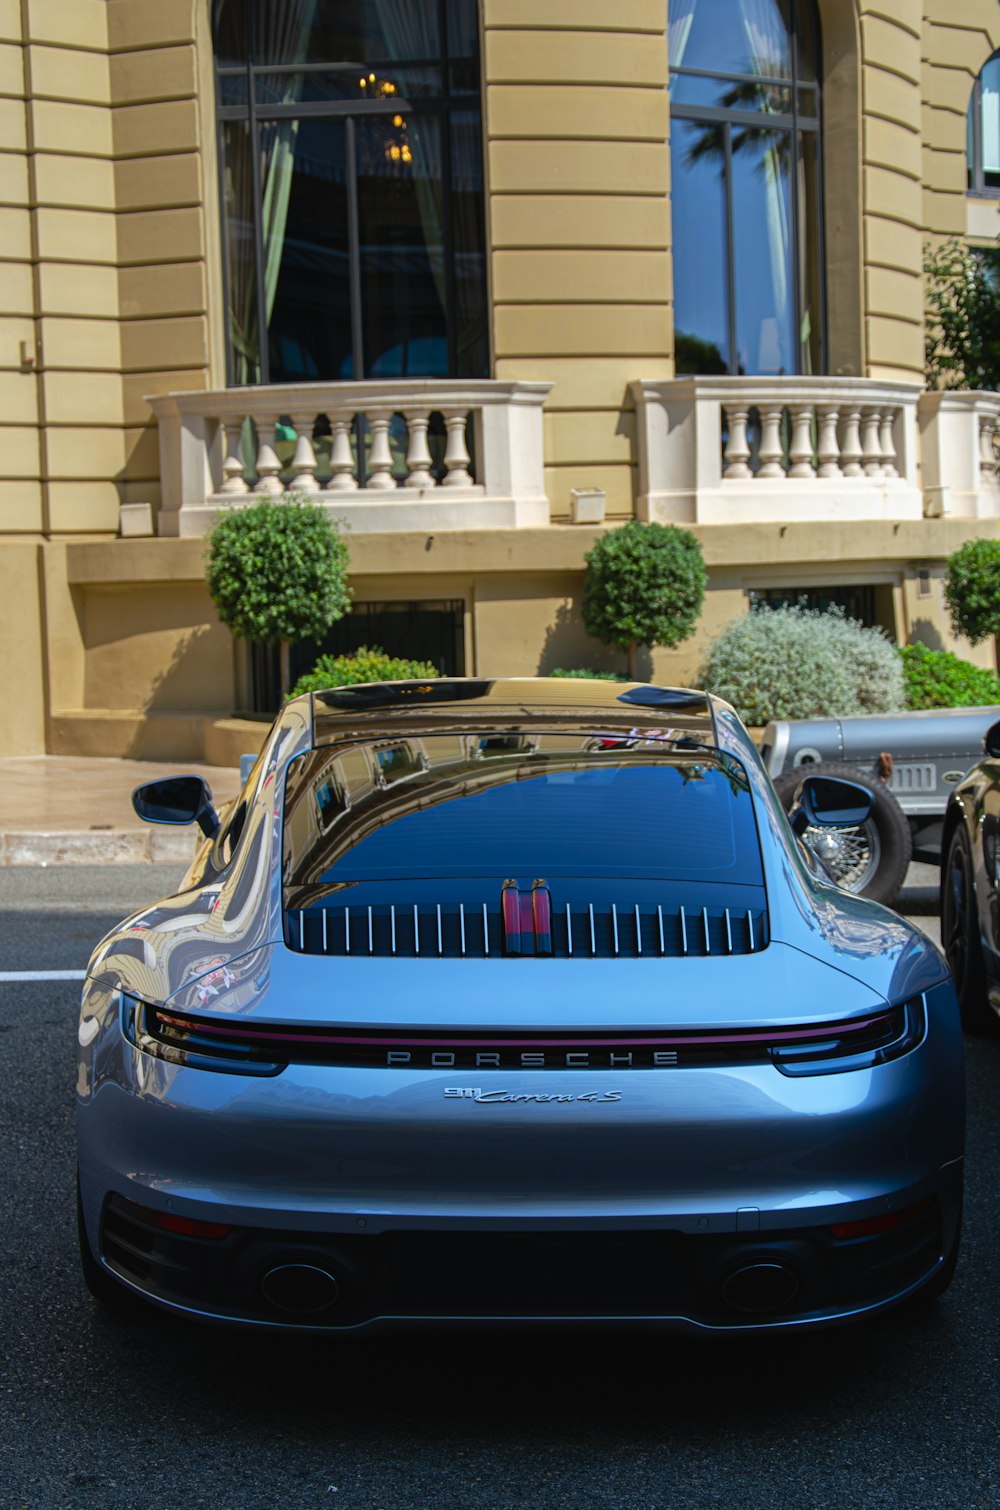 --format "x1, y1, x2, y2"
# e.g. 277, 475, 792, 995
132, 996, 918, 1075
153, 1008, 900, 1053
